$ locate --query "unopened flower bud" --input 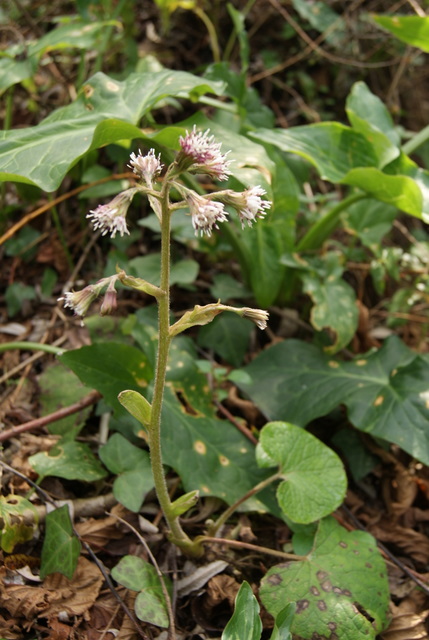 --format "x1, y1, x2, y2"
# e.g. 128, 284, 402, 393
241, 307, 269, 330
100, 280, 118, 315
